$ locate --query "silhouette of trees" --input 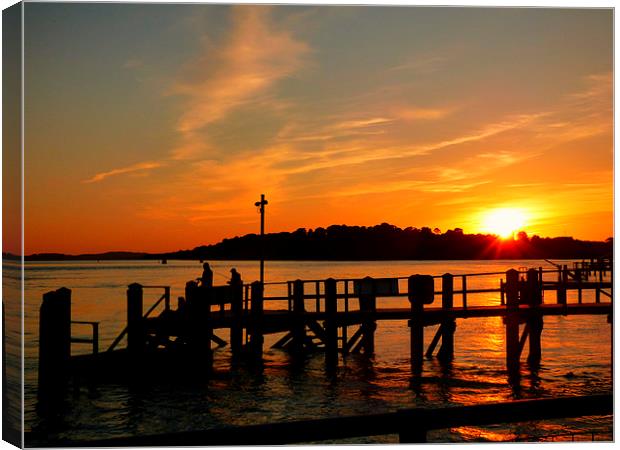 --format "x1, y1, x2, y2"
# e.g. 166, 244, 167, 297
164, 224, 611, 261
24, 224, 611, 261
